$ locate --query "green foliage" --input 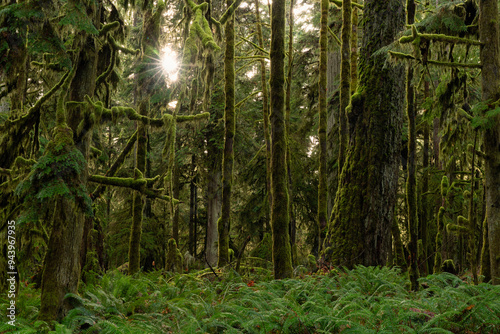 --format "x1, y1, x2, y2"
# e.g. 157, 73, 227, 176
3, 267, 500, 333
415, 4, 469, 35
15, 134, 93, 224
58, 0, 99, 35
470, 101, 500, 130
